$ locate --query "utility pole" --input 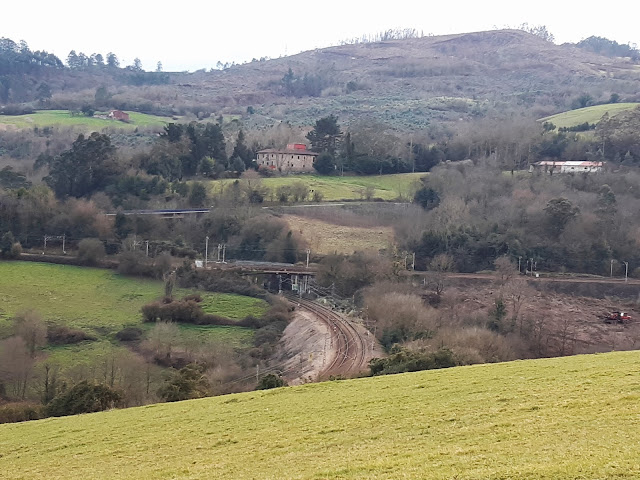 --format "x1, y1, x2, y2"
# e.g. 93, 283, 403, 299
145, 240, 149, 257
624, 261, 629, 283
217, 244, 222, 262
62, 234, 66, 254
530, 258, 534, 277
256, 364, 259, 384
205, 236, 209, 267
610, 259, 614, 278
222, 244, 226, 263
43, 235, 47, 254
412, 252, 416, 271
306, 248, 311, 268
410, 136, 414, 173
518, 256, 522, 274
